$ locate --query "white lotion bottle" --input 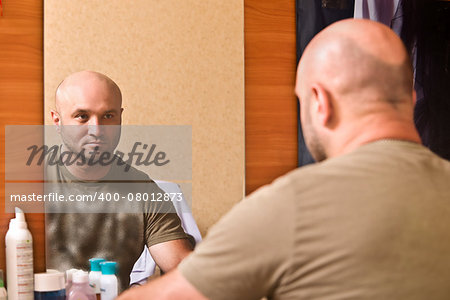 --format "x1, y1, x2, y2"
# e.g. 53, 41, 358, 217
100, 262, 118, 300
88, 258, 105, 295
5, 207, 34, 300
